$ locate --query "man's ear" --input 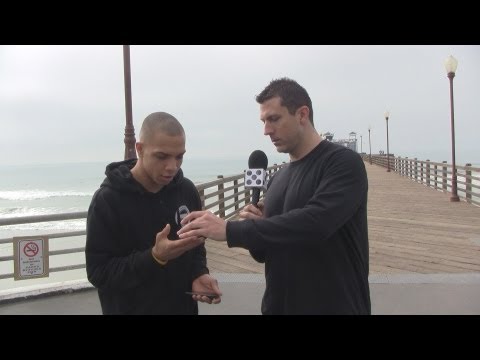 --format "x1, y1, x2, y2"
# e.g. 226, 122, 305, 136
135, 142, 143, 157
298, 106, 310, 125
